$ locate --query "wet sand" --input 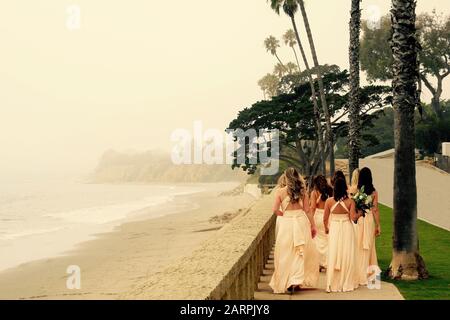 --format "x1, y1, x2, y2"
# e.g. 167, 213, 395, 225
0, 186, 256, 299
